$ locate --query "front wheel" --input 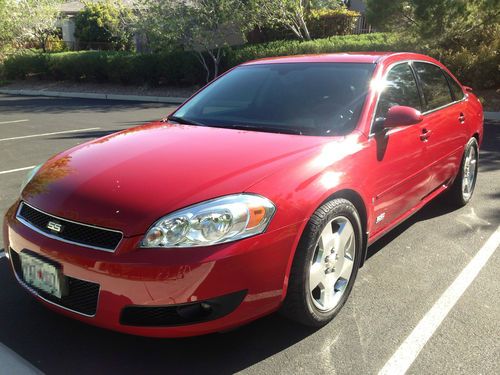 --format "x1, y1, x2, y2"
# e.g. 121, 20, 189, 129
281, 198, 362, 327
447, 137, 479, 207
